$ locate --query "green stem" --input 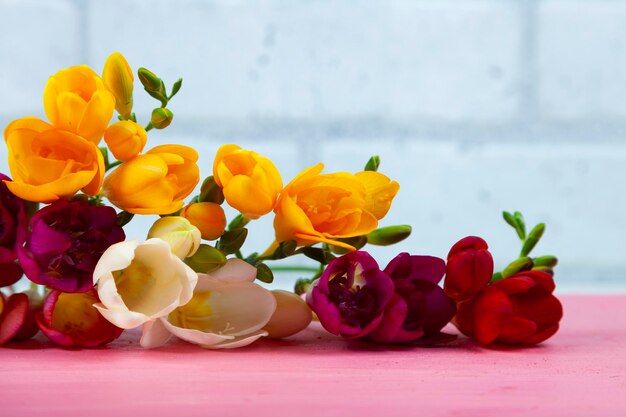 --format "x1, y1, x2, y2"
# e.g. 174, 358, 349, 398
145, 122, 154, 132
270, 266, 321, 273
